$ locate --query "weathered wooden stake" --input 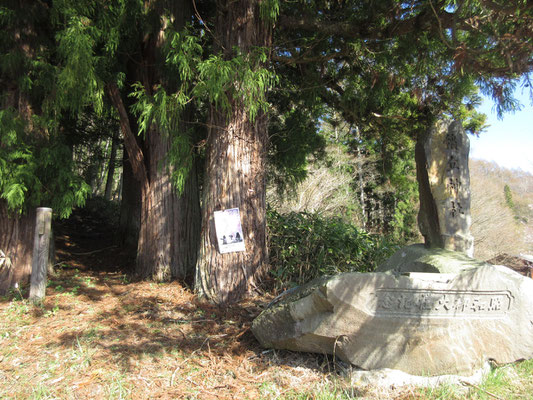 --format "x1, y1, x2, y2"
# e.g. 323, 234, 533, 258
29, 207, 52, 303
